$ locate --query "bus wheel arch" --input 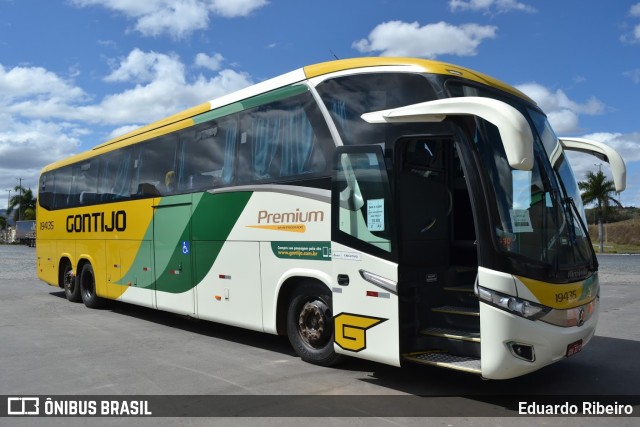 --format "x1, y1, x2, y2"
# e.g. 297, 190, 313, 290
78, 261, 104, 309
59, 257, 81, 302
283, 279, 342, 366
